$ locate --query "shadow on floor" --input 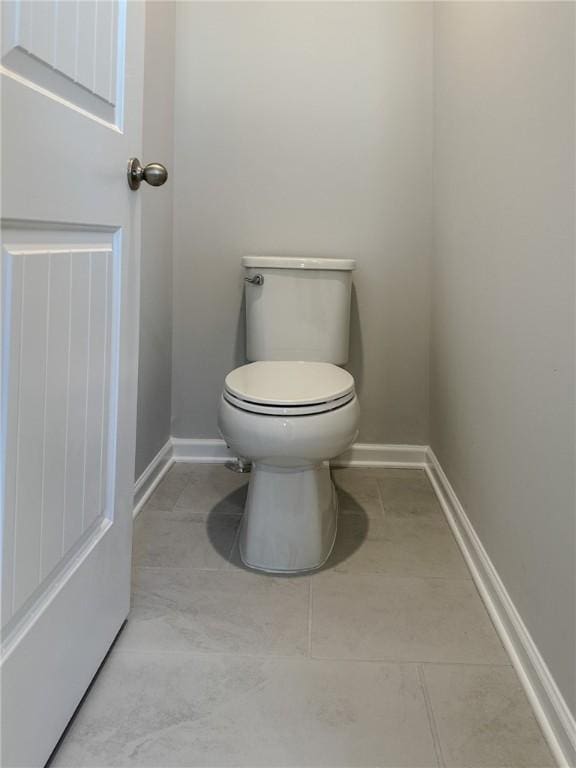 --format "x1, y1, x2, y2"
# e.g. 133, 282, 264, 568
206, 485, 368, 577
